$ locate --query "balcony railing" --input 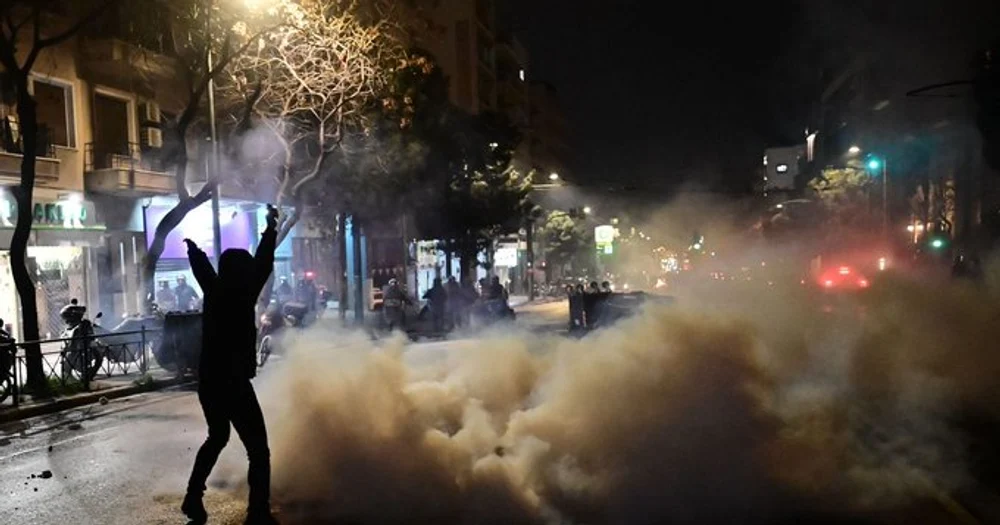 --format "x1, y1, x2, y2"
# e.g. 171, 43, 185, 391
85, 142, 166, 173
0, 118, 57, 159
